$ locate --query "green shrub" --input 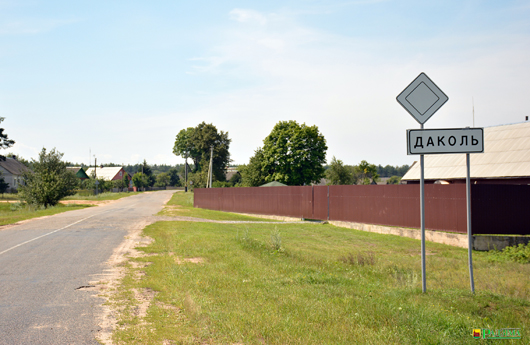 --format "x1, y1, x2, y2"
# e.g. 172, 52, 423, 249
212, 181, 232, 188
74, 189, 95, 197
19, 148, 77, 208
488, 243, 530, 264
